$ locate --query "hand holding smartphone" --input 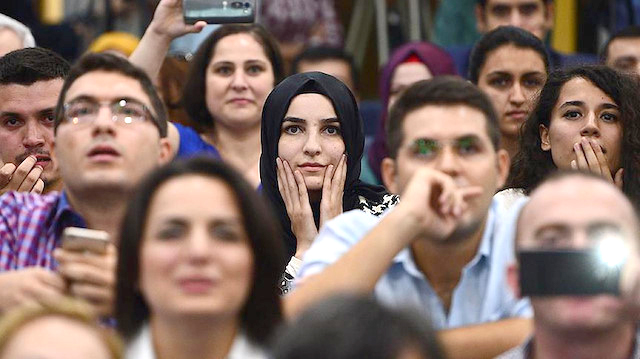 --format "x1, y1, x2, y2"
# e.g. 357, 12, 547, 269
61, 227, 110, 255
183, 0, 256, 24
